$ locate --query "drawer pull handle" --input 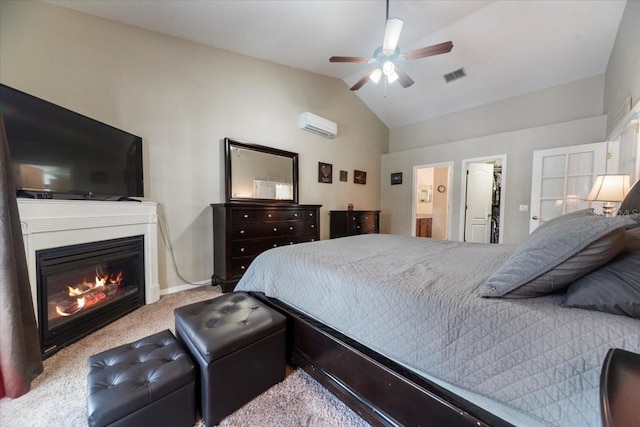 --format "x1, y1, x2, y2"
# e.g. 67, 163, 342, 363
240, 247, 245, 252
268, 214, 272, 218
311, 224, 315, 228
289, 242, 294, 245
289, 226, 294, 230
240, 230, 245, 234
273, 227, 278, 232
273, 244, 278, 248
294, 213, 298, 217
241, 265, 246, 270
309, 213, 313, 217
243, 214, 249, 218
311, 238, 315, 242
